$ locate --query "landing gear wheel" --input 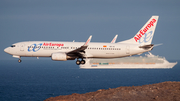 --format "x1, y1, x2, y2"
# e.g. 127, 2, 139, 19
81, 60, 85, 64
76, 60, 81, 65
18, 59, 22, 63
